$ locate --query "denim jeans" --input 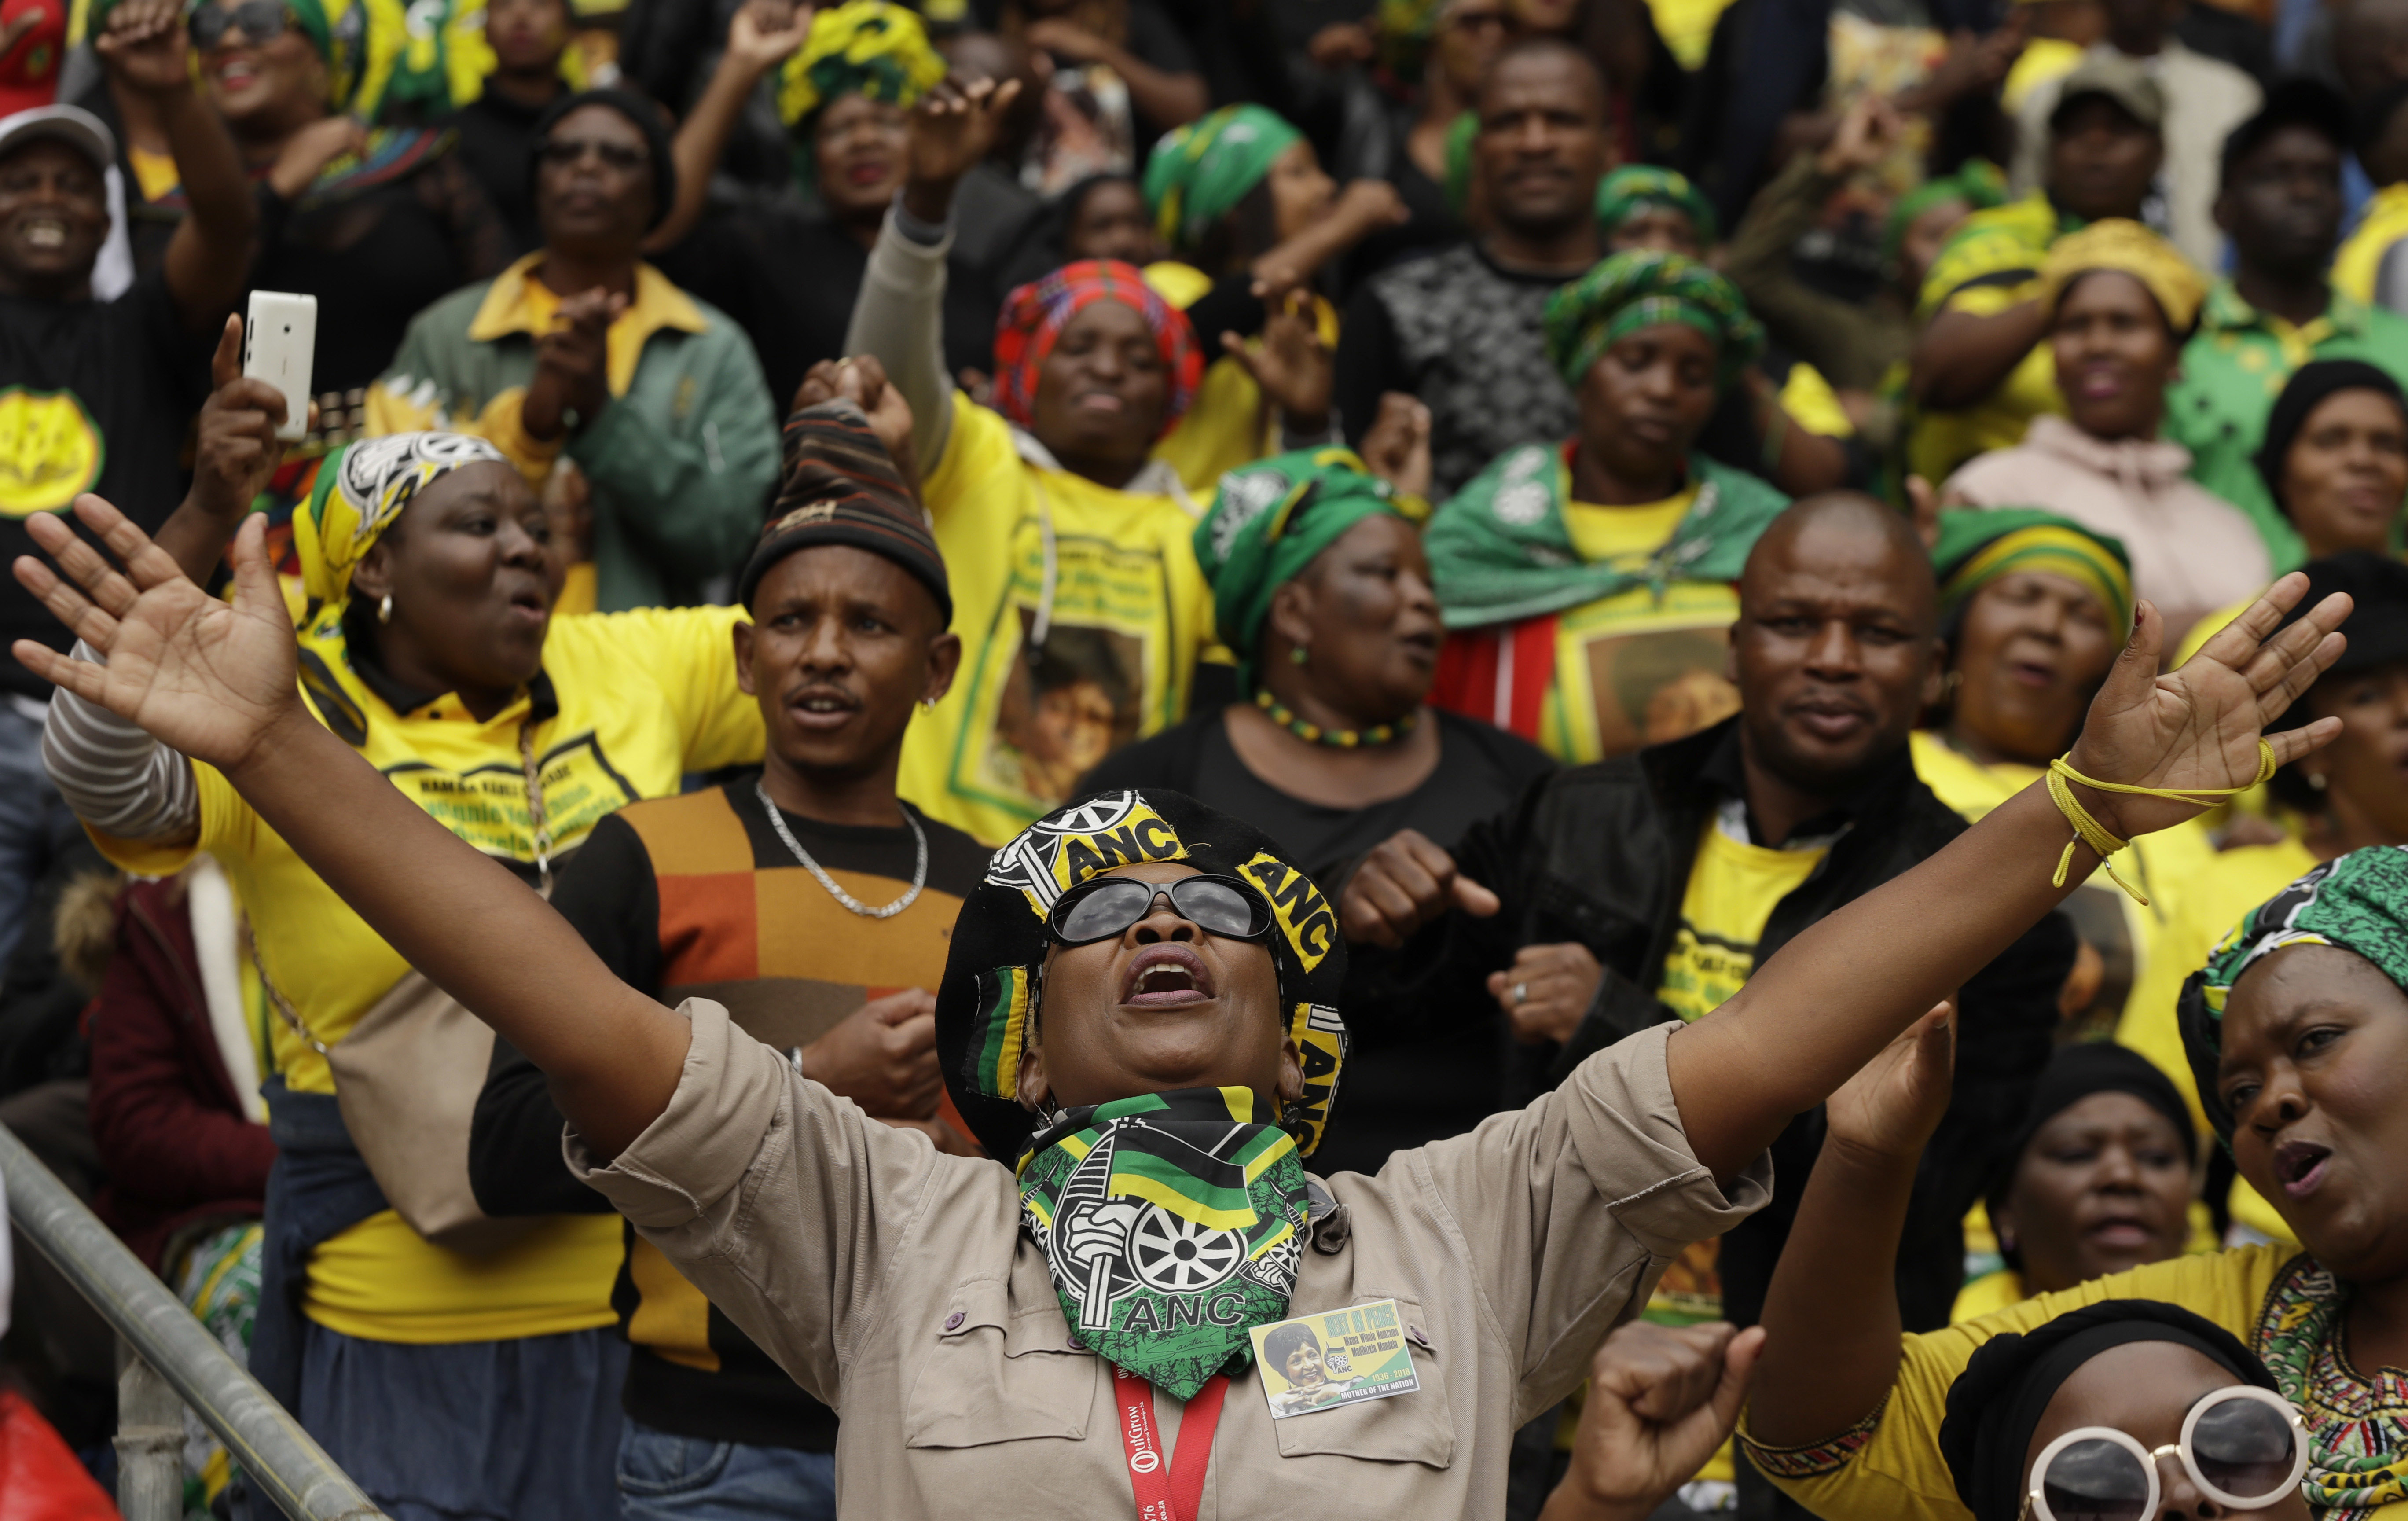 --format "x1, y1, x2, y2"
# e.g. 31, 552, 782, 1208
0, 698, 77, 969
295, 1321, 628, 1521
617, 1418, 838, 1521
